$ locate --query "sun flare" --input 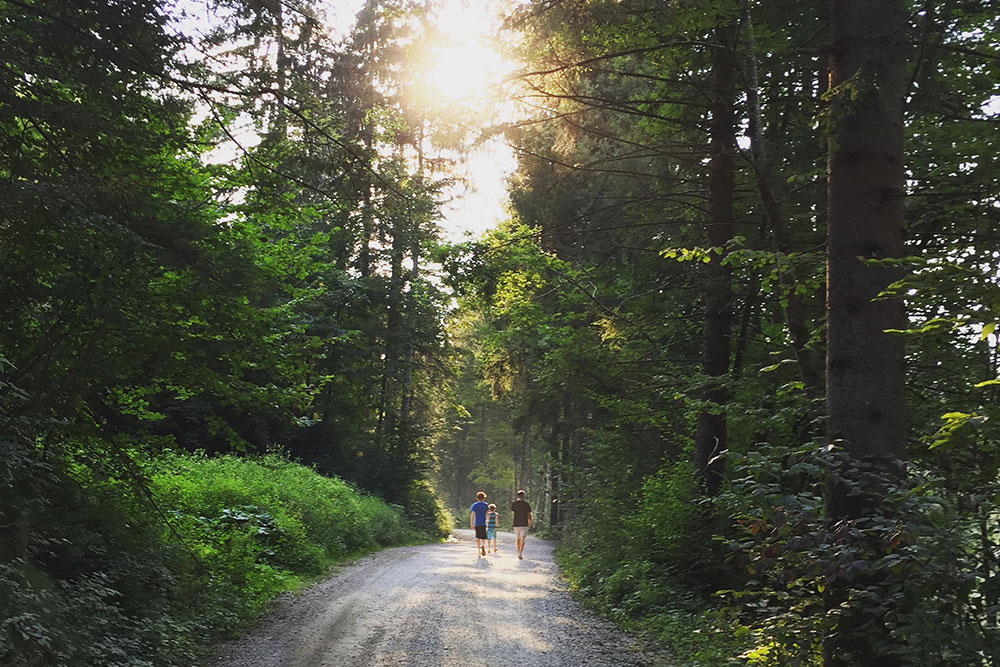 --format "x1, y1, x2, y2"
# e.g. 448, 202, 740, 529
424, 43, 508, 102
417, 0, 512, 105
406, 0, 520, 242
